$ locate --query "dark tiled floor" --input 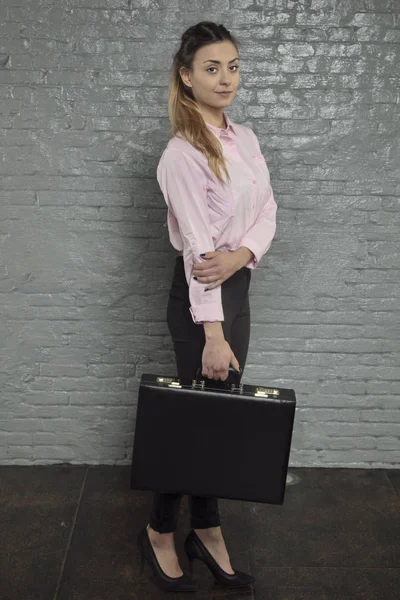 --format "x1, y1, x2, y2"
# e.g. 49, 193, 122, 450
0, 466, 399, 600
